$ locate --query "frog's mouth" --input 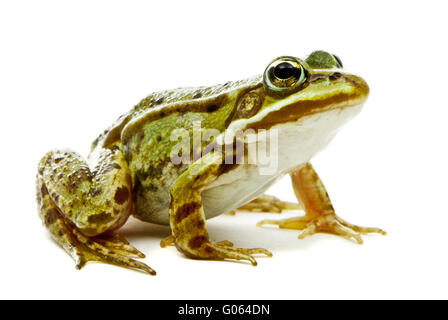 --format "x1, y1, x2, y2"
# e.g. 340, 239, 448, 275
243, 73, 369, 131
